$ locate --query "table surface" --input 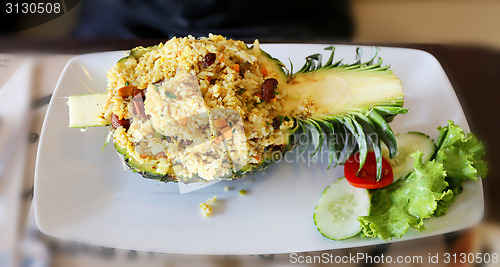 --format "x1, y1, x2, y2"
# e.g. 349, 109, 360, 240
1, 39, 499, 265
